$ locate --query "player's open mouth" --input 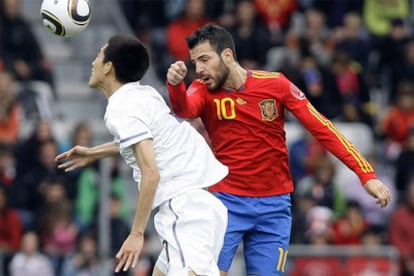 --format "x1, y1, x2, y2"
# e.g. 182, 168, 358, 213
202, 76, 212, 84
